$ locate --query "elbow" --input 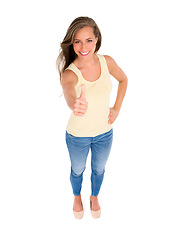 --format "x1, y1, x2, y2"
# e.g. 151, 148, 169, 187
120, 76, 128, 85
125, 76, 128, 86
